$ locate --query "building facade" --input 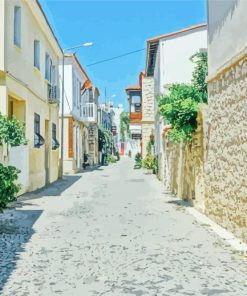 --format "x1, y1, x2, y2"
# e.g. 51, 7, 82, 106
0, 0, 62, 192
59, 54, 99, 173
146, 24, 207, 185
206, 0, 247, 243
125, 74, 143, 156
